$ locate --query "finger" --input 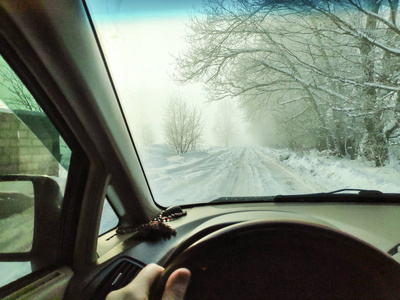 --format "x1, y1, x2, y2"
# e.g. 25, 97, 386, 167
106, 264, 164, 300
161, 268, 191, 300
128, 263, 165, 294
